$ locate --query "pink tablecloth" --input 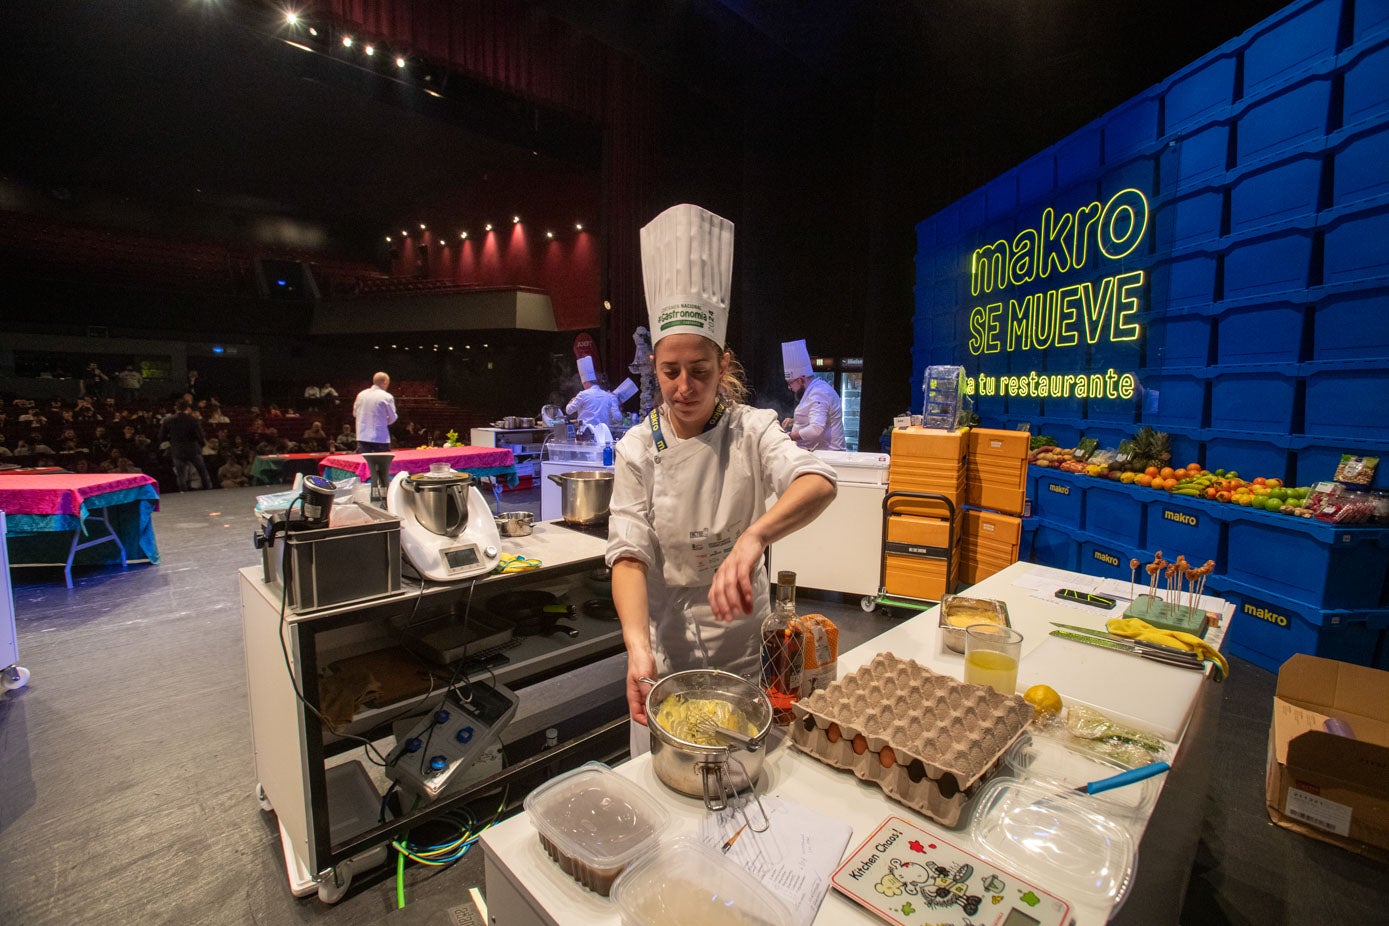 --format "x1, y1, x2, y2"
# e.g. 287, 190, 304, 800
318, 446, 515, 482
0, 473, 159, 516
